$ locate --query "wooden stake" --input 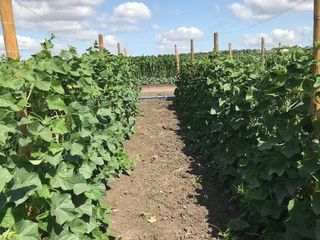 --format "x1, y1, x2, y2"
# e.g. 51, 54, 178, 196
314, 0, 320, 111
214, 32, 219, 52
228, 43, 233, 58
117, 42, 121, 55
175, 44, 180, 75
98, 34, 104, 53
0, 0, 19, 59
190, 39, 195, 62
124, 48, 128, 57
261, 37, 265, 66
0, 0, 29, 157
